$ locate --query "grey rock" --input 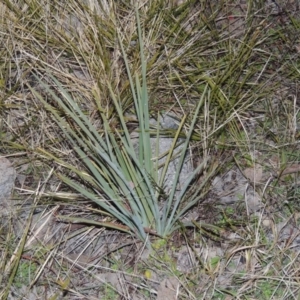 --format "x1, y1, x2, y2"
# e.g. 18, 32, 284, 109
212, 167, 262, 212
155, 114, 192, 194
131, 113, 193, 197
0, 157, 16, 213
